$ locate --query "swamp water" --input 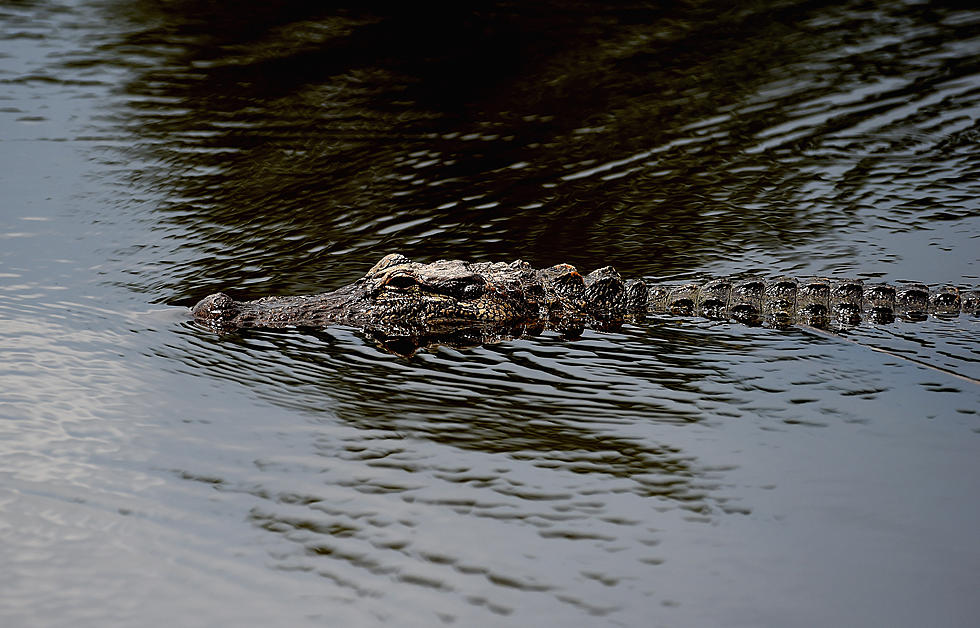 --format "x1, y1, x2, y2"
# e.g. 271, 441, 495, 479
1, 1, 978, 626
